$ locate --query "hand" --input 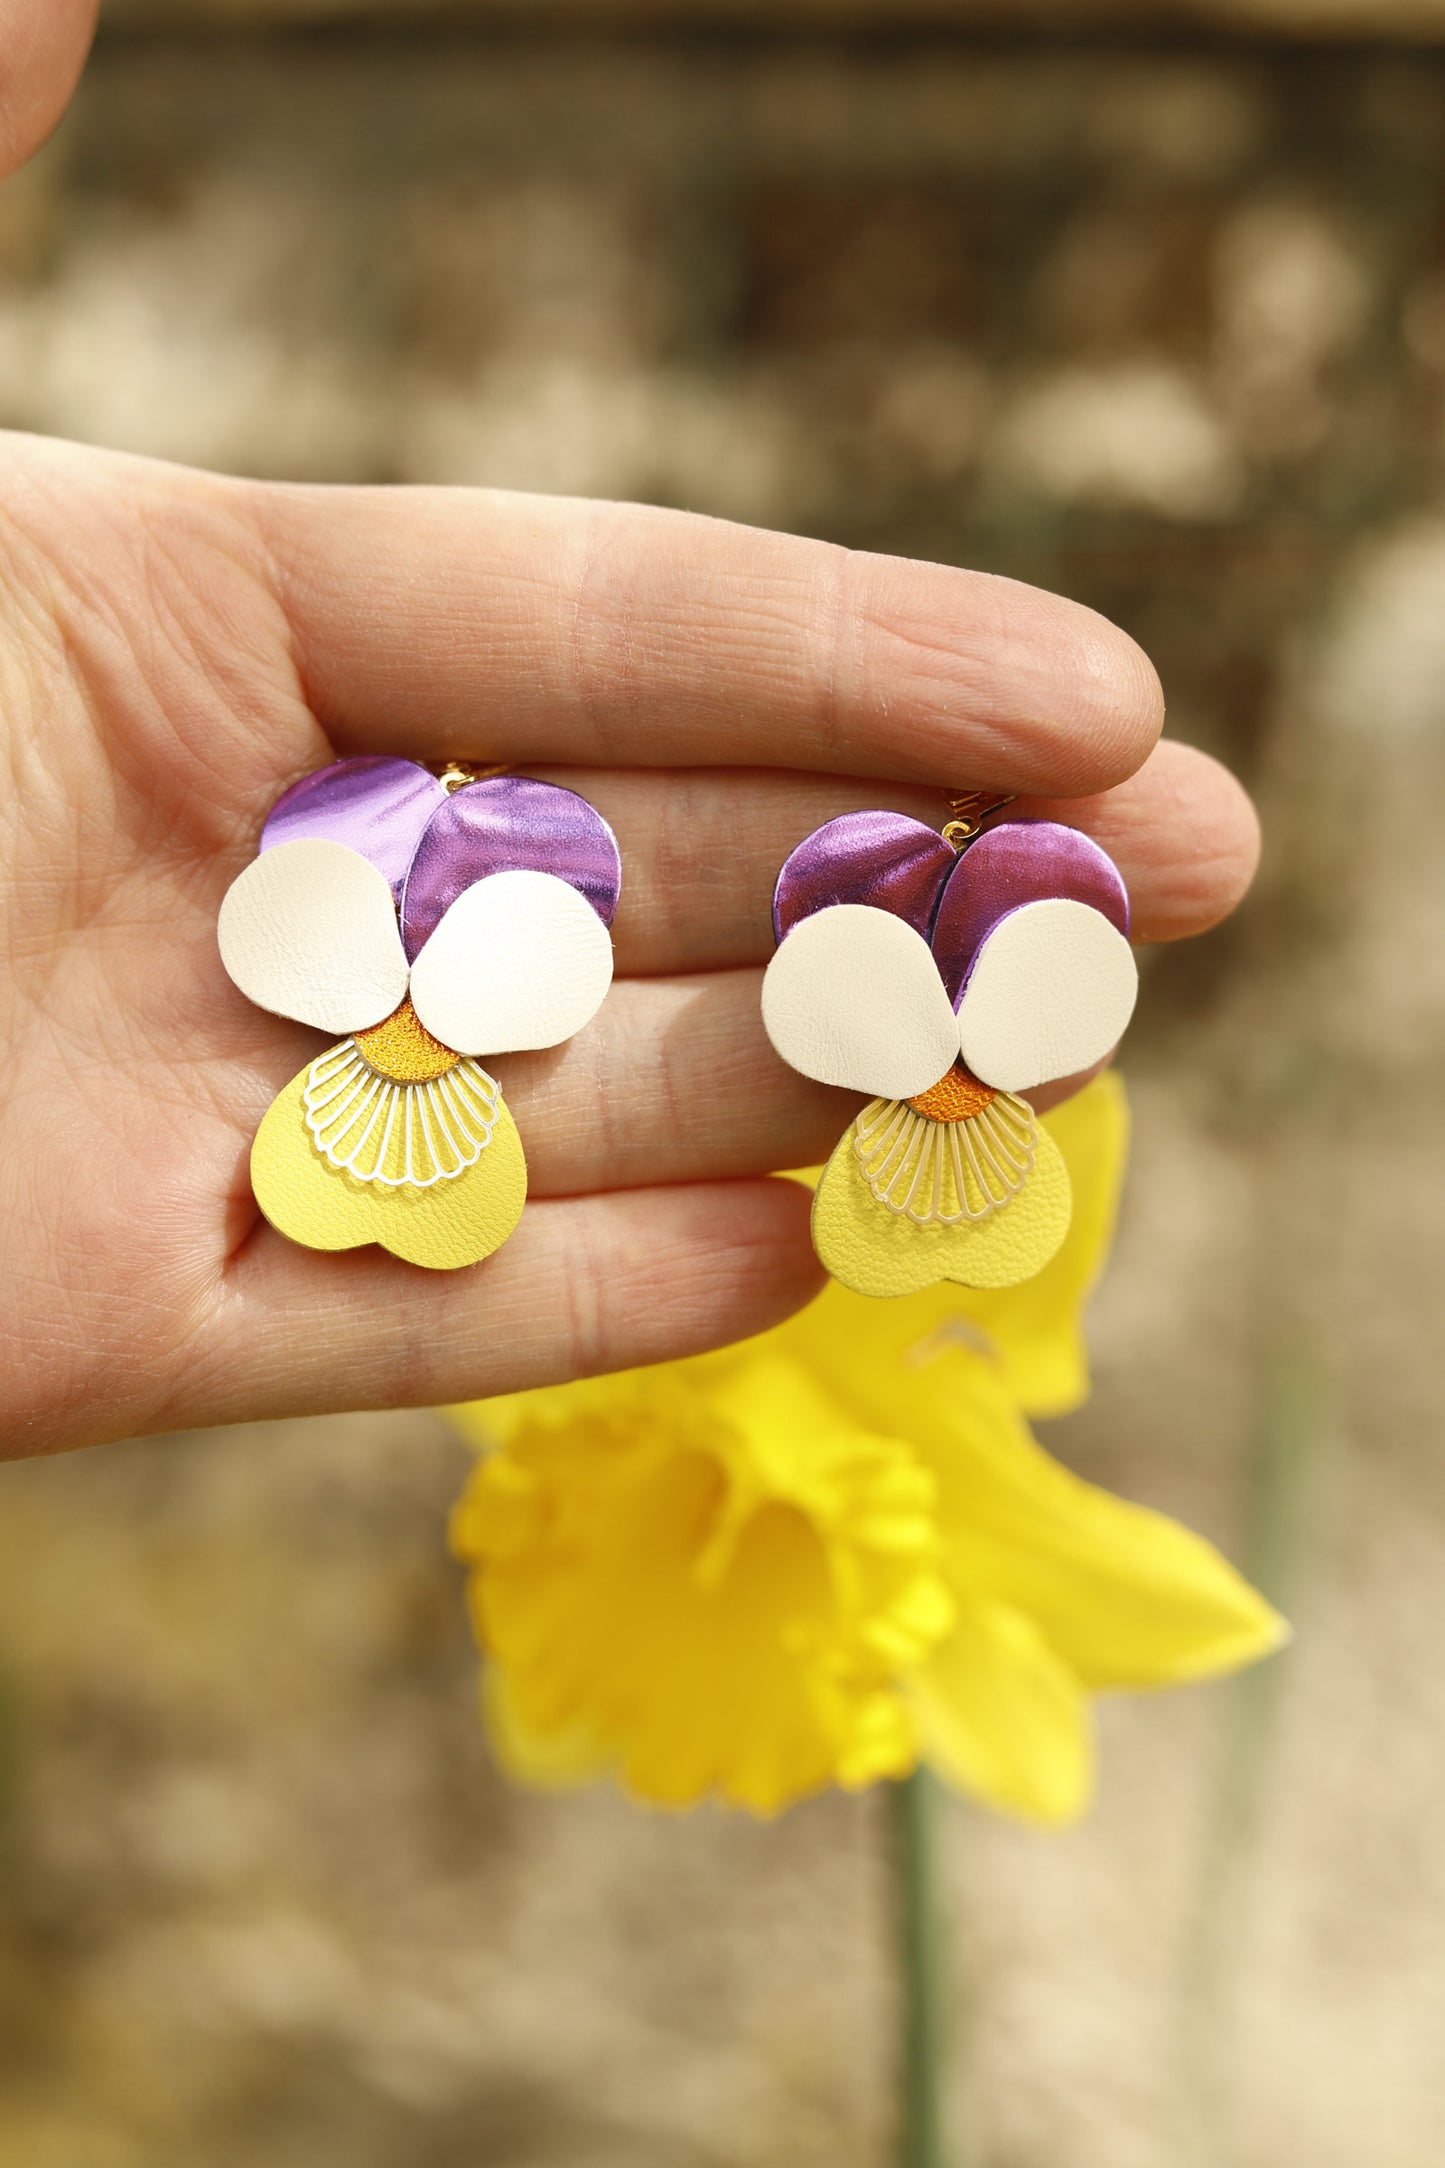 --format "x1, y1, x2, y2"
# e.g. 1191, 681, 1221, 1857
0, 433, 1258, 1452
